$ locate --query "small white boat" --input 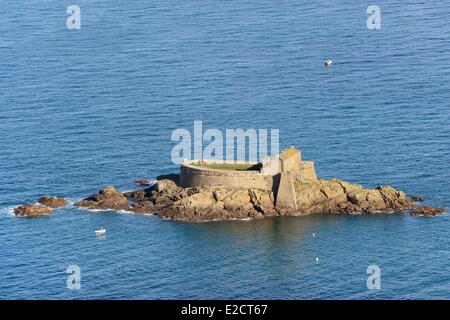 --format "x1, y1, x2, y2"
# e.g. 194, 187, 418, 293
324, 59, 333, 66
95, 227, 106, 235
